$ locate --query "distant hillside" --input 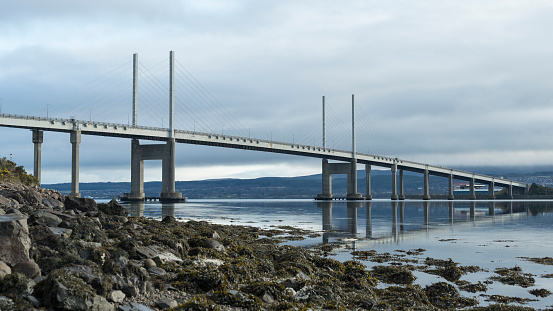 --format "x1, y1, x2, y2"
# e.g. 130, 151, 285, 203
42, 166, 553, 199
